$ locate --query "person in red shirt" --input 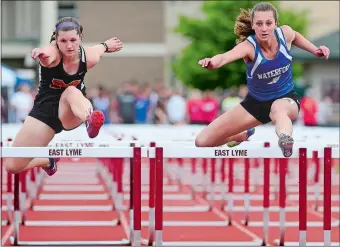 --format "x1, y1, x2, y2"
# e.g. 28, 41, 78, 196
200, 90, 219, 124
300, 91, 318, 126
187, 90, 203, 124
